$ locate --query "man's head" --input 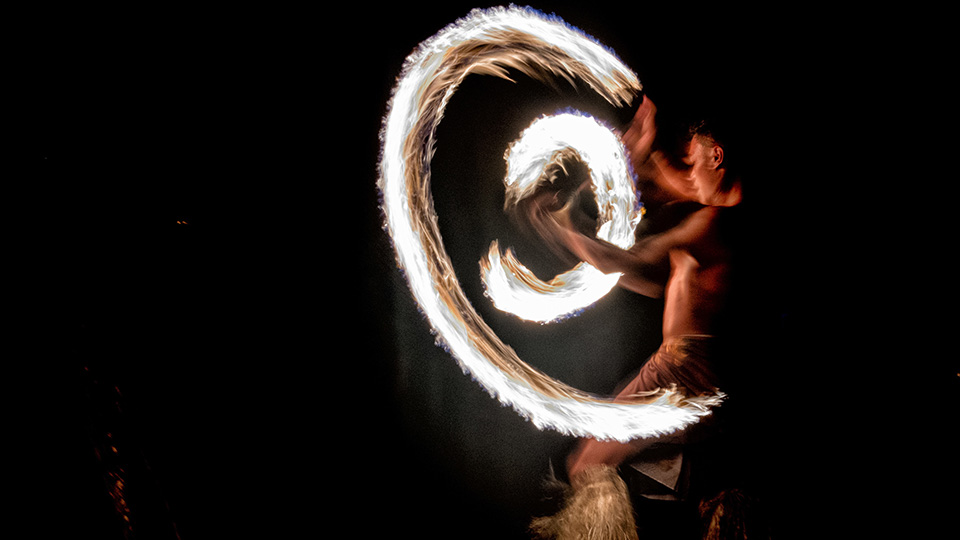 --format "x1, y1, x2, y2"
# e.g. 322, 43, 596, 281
680, 120, 742, 207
